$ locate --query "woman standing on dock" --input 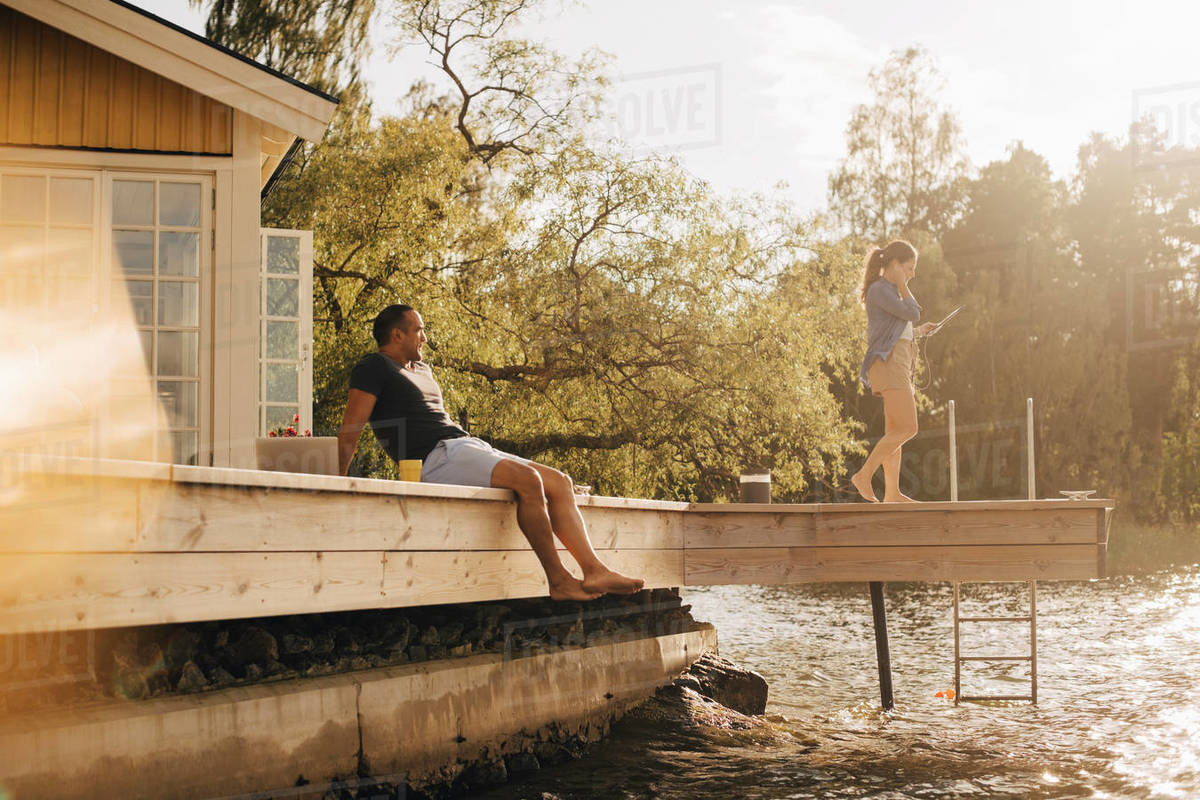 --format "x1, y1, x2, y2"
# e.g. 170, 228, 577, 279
850, 240, 936, 503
